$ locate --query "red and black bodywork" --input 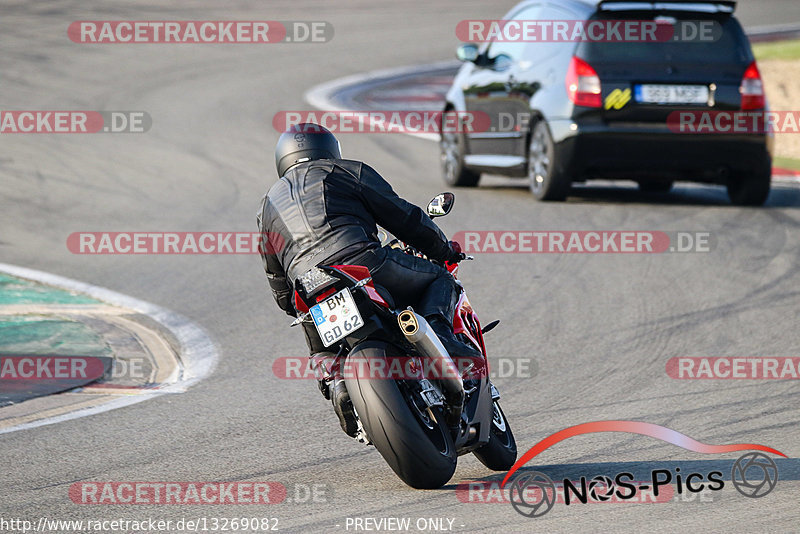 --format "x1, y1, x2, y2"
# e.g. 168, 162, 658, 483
290, 232, 515, 489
